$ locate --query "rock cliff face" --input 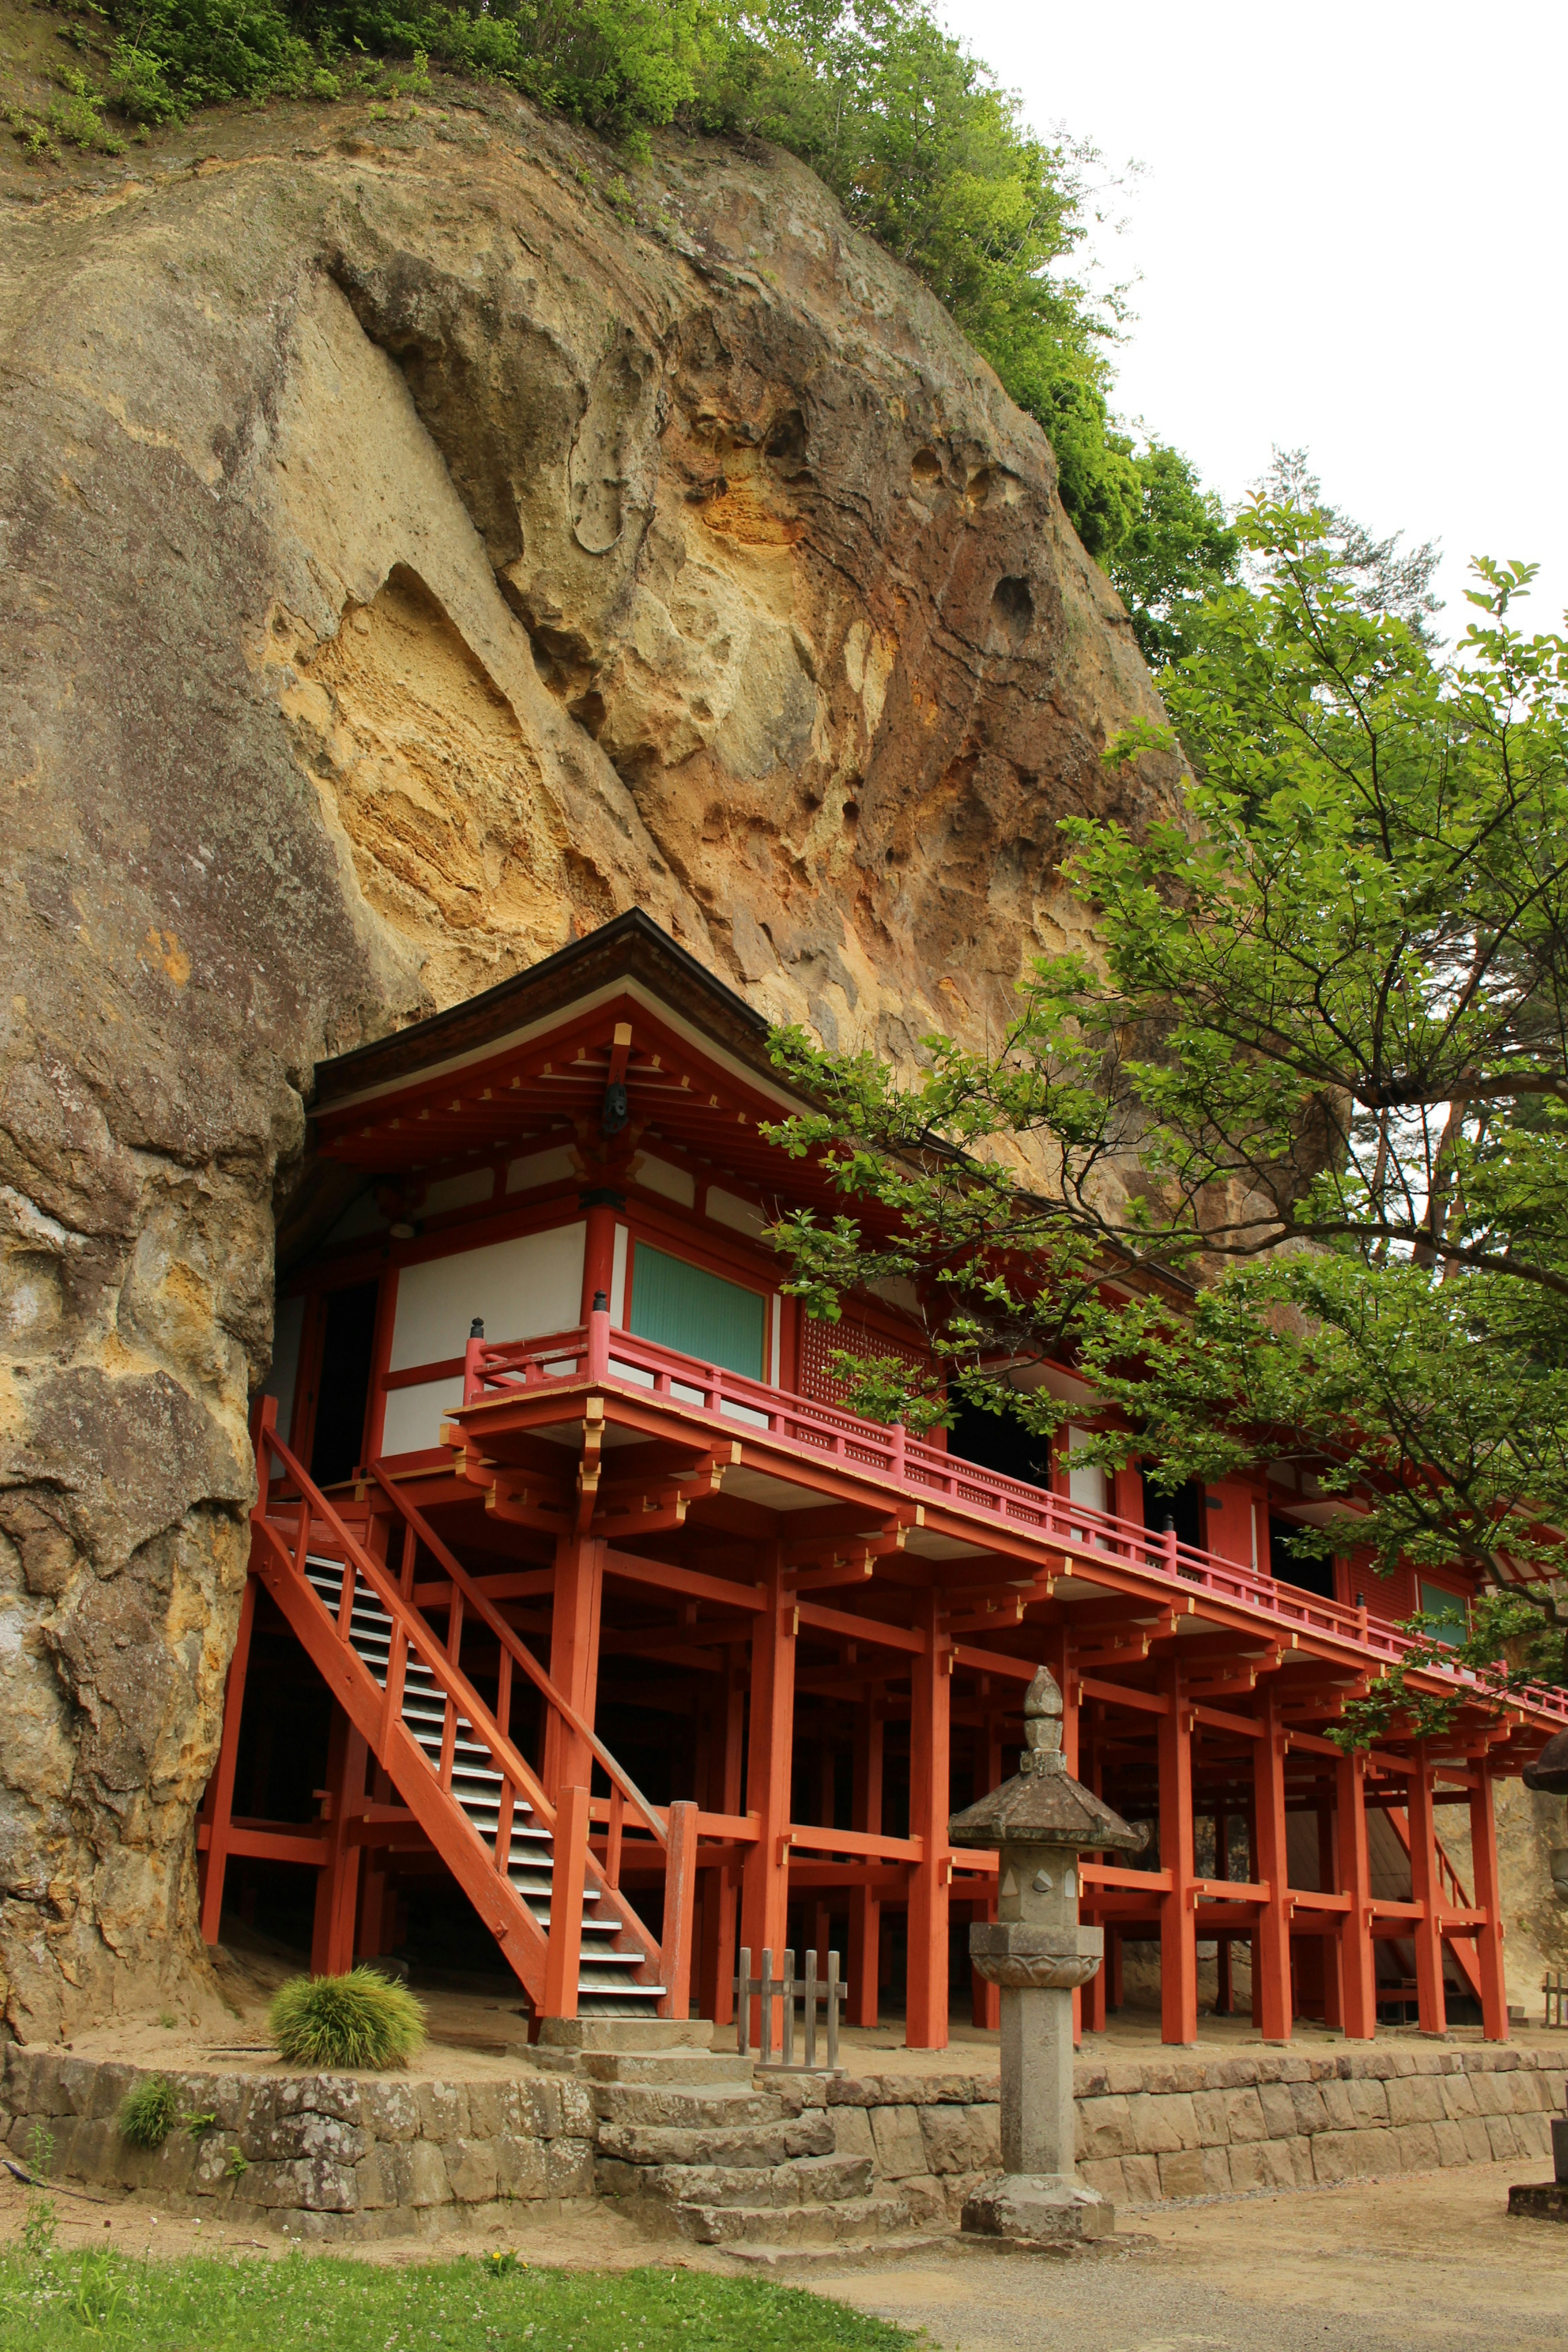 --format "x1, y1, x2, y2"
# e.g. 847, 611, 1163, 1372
1, 66, 1181, 2040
